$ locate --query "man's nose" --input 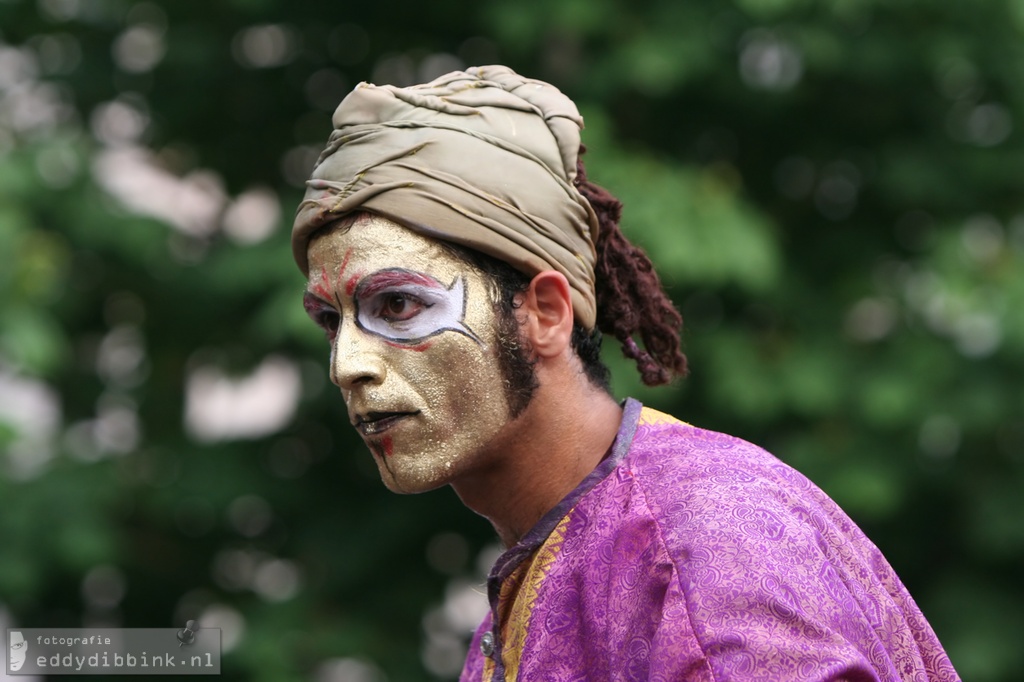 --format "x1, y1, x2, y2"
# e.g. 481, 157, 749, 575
330, 322, 386, 390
